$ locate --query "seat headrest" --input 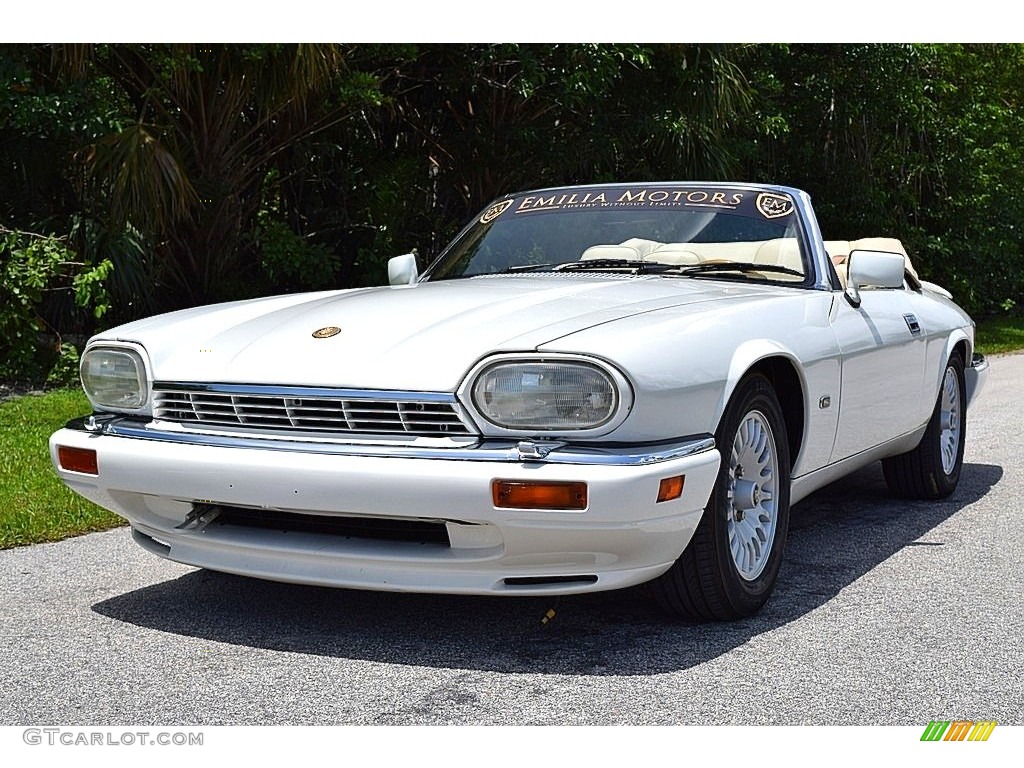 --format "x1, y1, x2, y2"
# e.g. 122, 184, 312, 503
580, 244, 642, 261
619, 238, 663, 258
647, 245, 702, 265
754, 238, 804, 273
